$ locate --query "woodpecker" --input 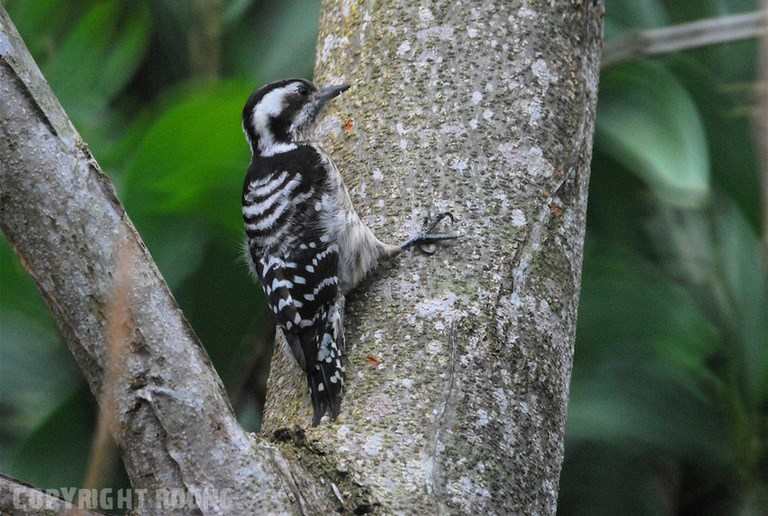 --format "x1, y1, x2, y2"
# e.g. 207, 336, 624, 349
241, 79, 456, 425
